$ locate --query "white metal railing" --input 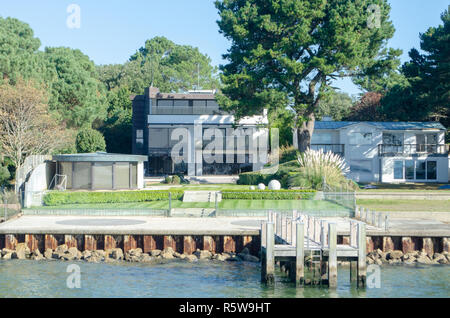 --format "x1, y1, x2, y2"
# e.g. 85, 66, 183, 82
354, 206, 389, 231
